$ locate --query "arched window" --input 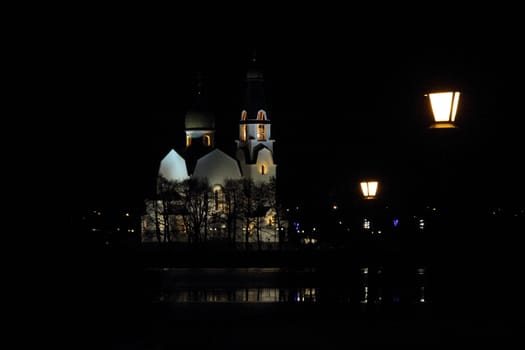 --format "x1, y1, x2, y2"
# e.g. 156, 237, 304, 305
257, 110, 266, 120
186, 135, 192, 147
203, 135, 211, 146
261, 164, 266, 175
241, 110, 247, 120
241, 124, 247, 141
213, 185, 222, 211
